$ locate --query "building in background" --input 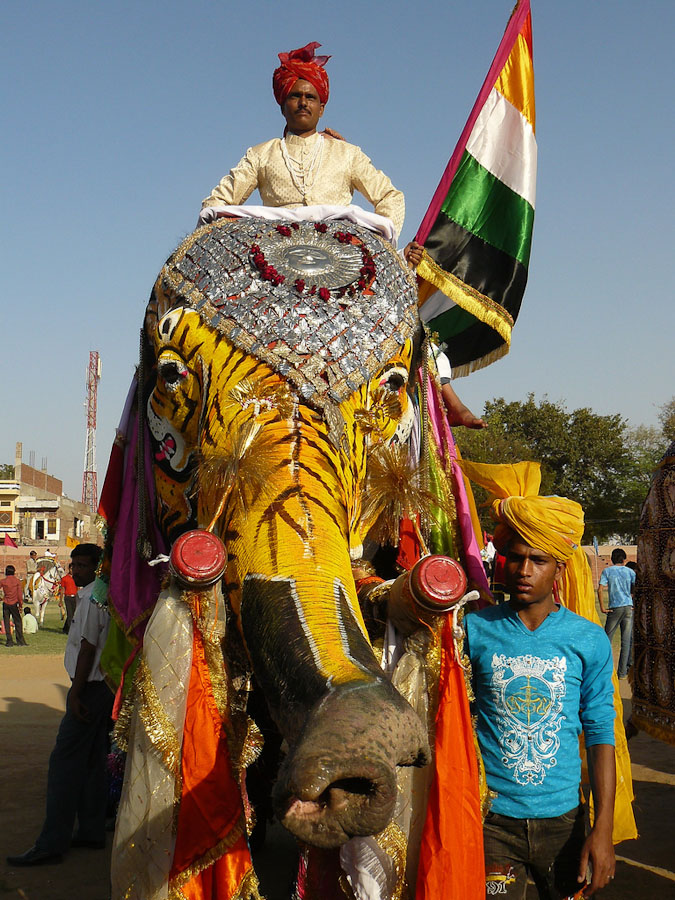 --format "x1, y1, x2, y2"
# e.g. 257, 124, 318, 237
0, 443, 92, 547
